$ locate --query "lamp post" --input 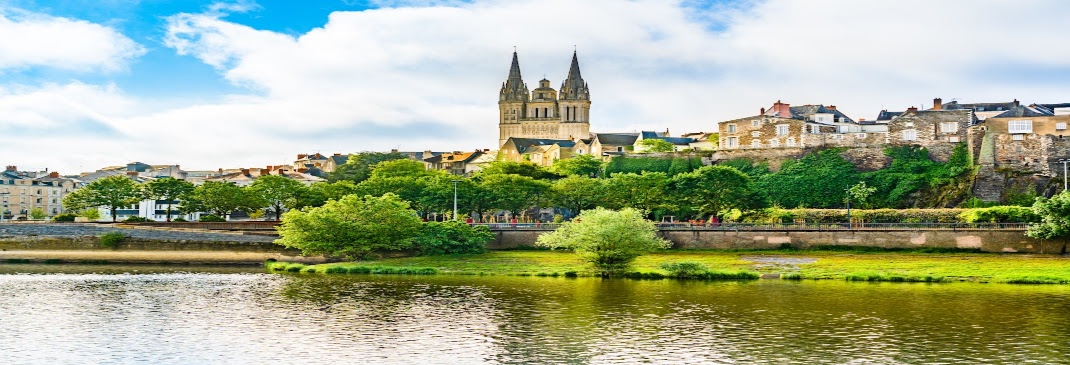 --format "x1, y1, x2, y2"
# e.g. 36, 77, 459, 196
451, 180, 460, 221
1060, 159, 1070, 192
845, 188, 851, 230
